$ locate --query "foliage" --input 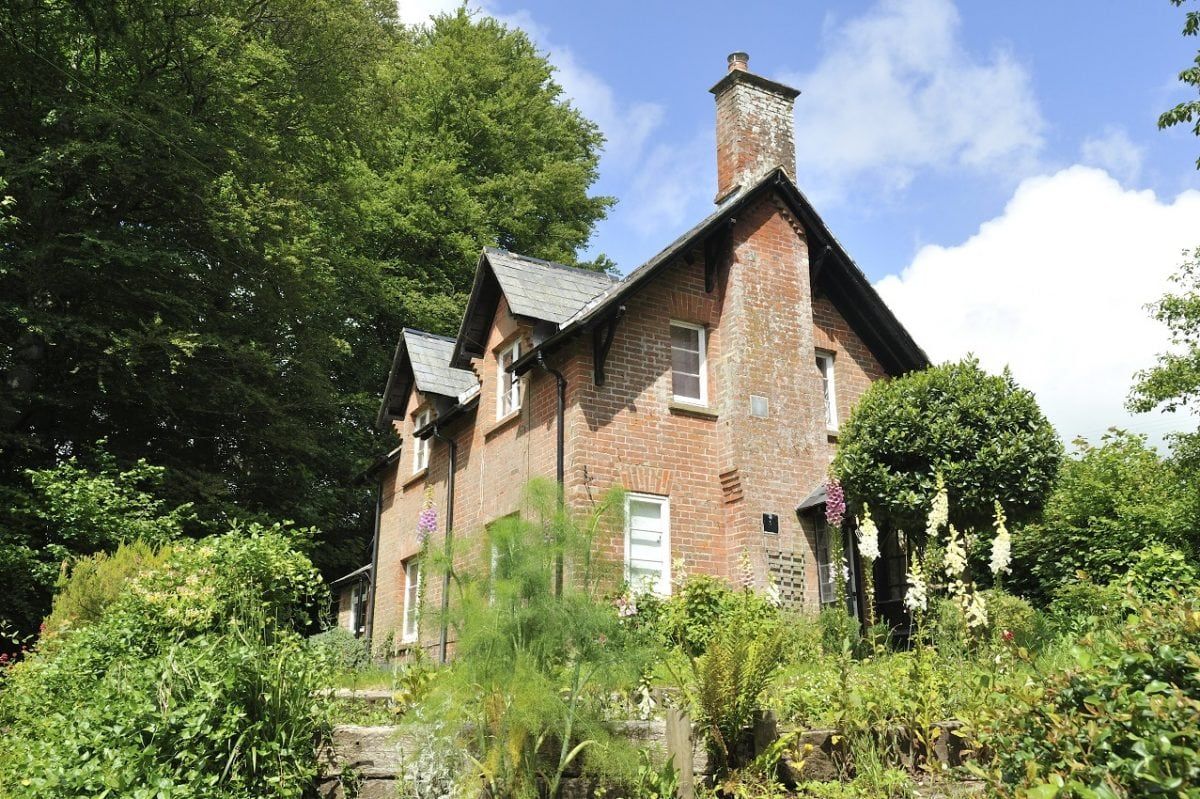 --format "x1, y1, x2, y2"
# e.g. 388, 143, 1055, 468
1123, 544, 1199, 602
412, 479, 651, 799
1129, 247, 1200, 454
1010, 430, 1199, 605
973, 592, 1200, 798
0, 0, 612, 604
1046, 578, 1125, 640
0, 449, 190, 643
42, 539, 170, 637
311, 626, 372, 674
683, 614, 789, 775
832, 358, 1061, 535
1160, 1, 1200, 168
0, 527, 329, 798
635, 574, 785, 660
